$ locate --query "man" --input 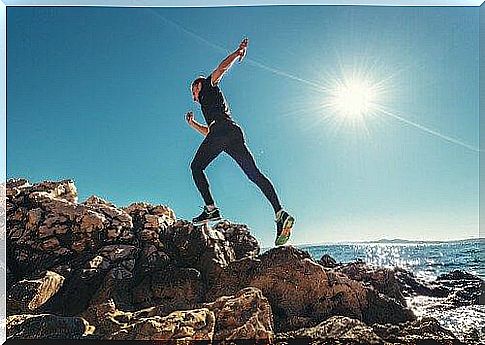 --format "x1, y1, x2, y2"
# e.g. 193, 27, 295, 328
186, 38, 295, 246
